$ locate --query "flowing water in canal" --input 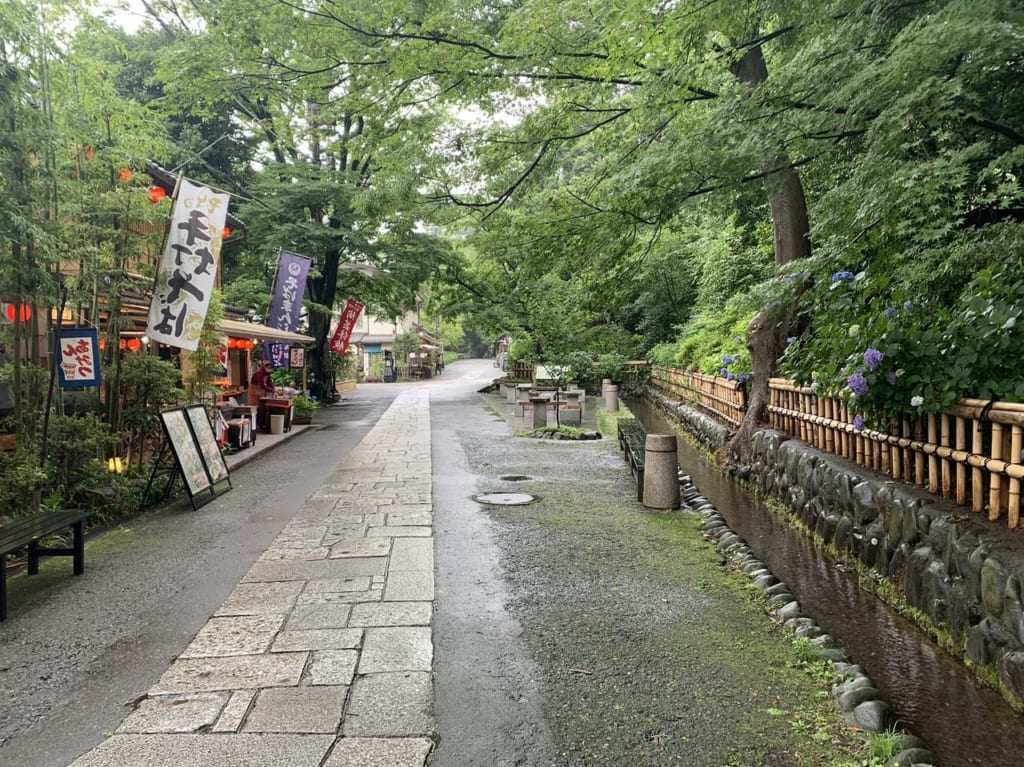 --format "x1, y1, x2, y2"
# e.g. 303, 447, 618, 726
627, 398, 1024, 766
